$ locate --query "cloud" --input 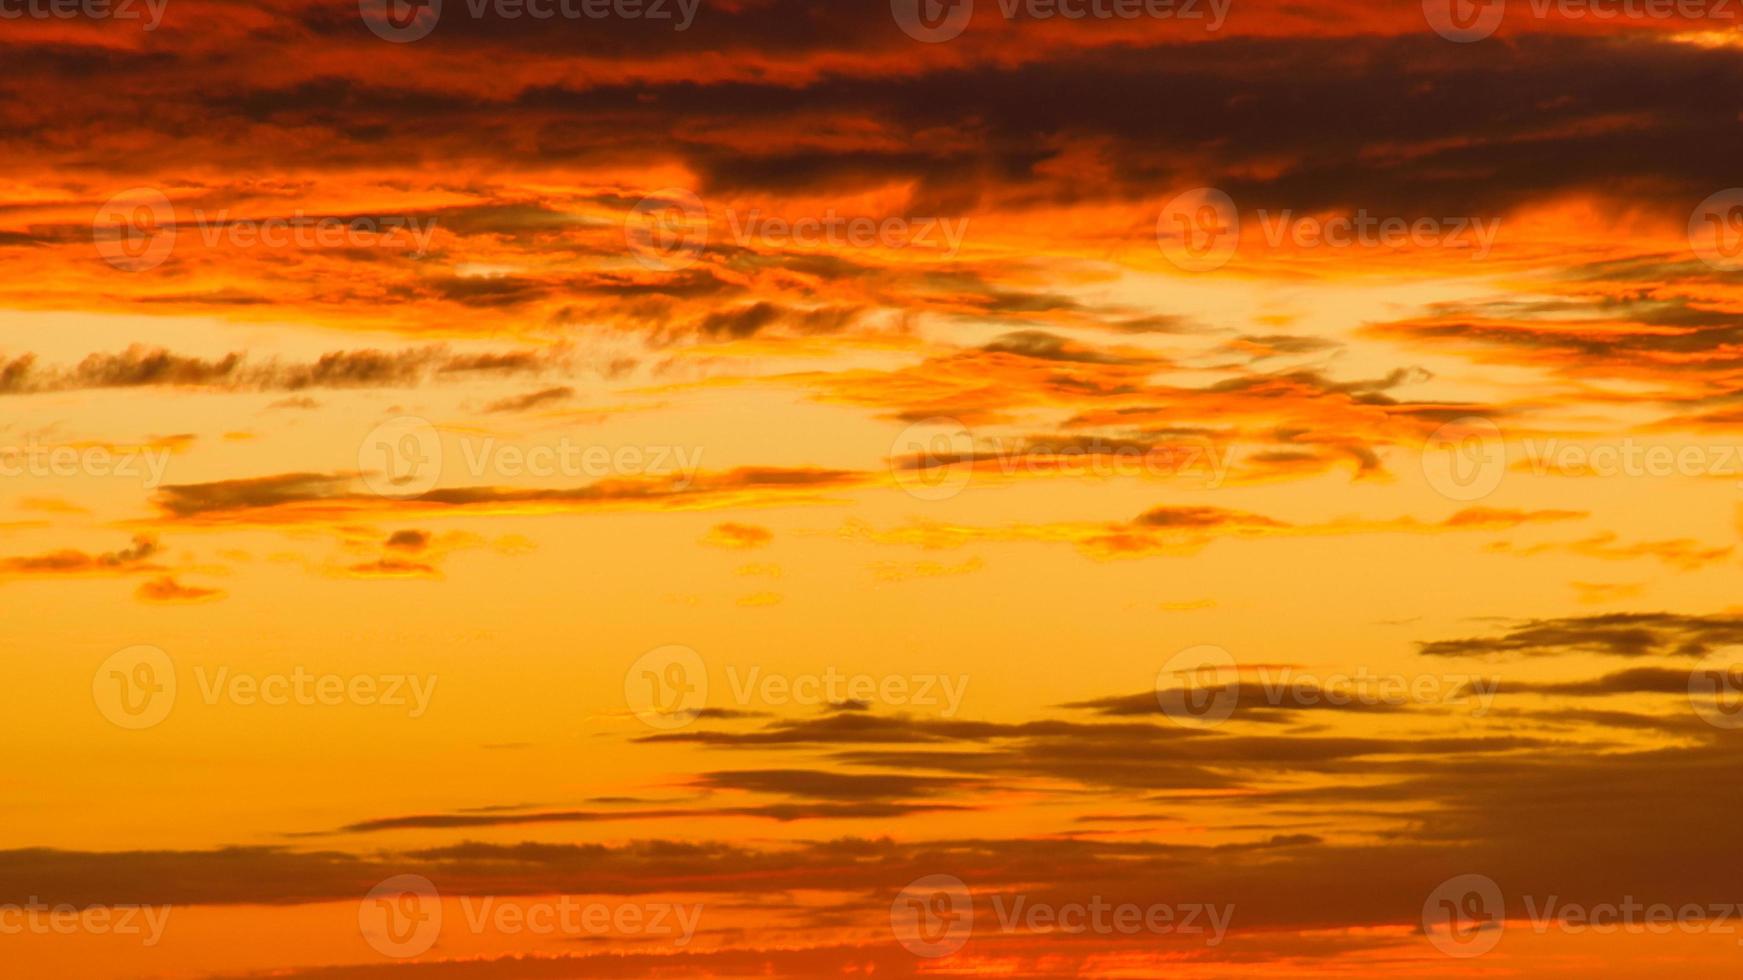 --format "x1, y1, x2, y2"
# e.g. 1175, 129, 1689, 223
0, 534, 162, 577
700, 522, 773, 549
134, 575, 225, 603
483, 386, 575, 413
835, 505, 1583, 560
1419, 611, 1743, 659
384, 529, 432, 552
0, 345, 567, 396
152, 469, 865, 525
